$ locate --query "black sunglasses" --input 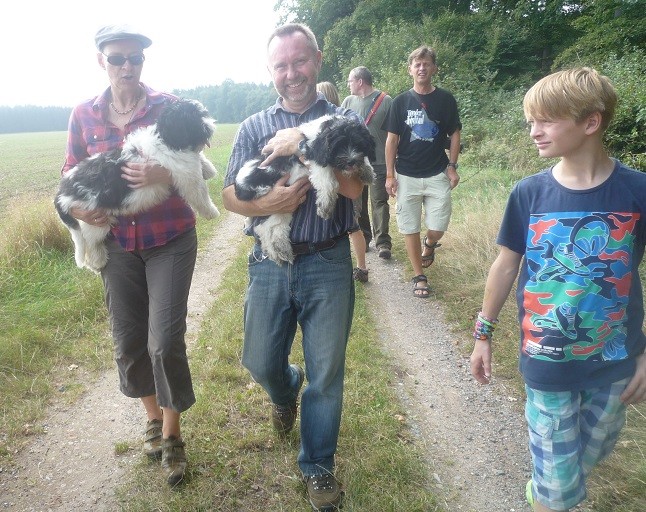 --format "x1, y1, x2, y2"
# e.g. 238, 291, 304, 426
103, 54, 145, 66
